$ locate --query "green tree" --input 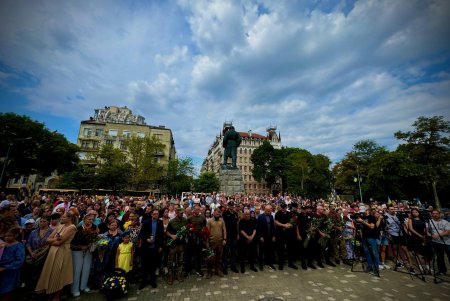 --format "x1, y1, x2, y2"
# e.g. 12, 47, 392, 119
59, 163, 96, 190
285, 149, 331, 198
251, 140, 279, 193
94, 144, 131, 192
125, 136, 165, 190
394, 116, 450, 208
162, 157, 195, 196
0, 113, 79, 188
194, 172, 220, 192
333, 139, 384, 201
